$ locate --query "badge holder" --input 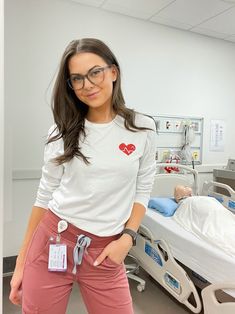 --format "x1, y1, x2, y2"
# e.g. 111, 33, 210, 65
48, 220, 68, 272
